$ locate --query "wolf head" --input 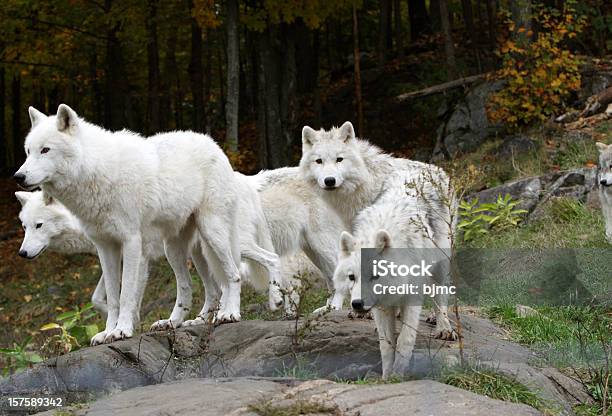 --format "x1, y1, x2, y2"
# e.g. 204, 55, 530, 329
333, 229, 393, 313
15, 191, 73, 259
597, 142, 612, 188
299, 121, 364, 193
14, 104, 82, 191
